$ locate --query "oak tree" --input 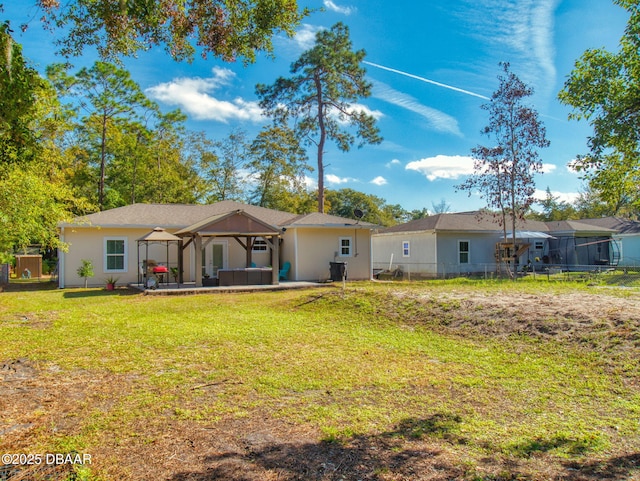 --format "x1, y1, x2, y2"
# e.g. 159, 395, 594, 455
17, 0, 307, 63
558, 0, 640, 216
